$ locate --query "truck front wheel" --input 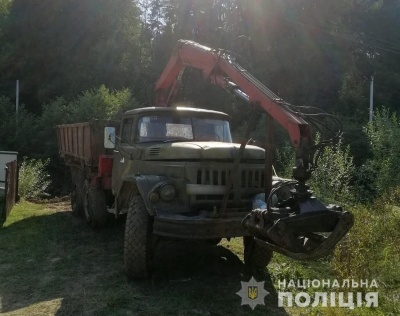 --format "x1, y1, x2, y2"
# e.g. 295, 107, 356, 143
243, 236, 273, 269
83, 180, 108, 229
124, 195, 154, 279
